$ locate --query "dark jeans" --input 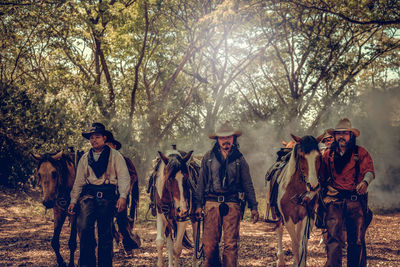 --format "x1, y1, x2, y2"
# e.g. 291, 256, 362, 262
324, 199, 366, 267
77, 195, 116, 267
